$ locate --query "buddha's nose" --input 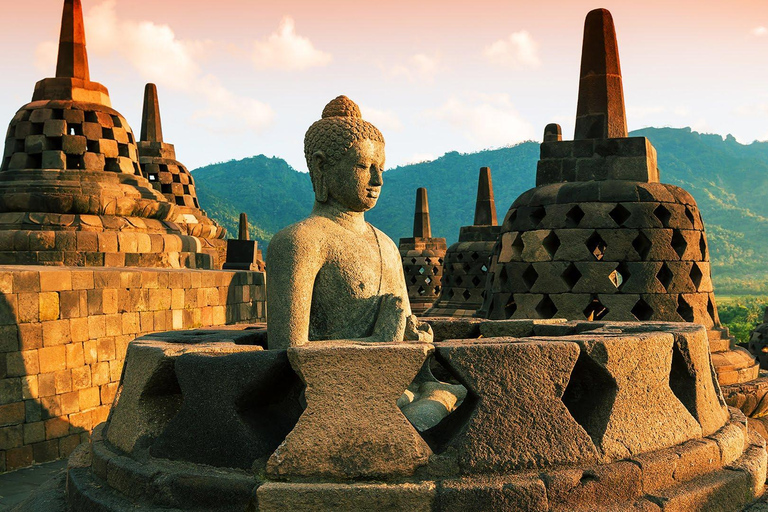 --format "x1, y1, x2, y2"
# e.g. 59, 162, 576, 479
370, 169, 383, 186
